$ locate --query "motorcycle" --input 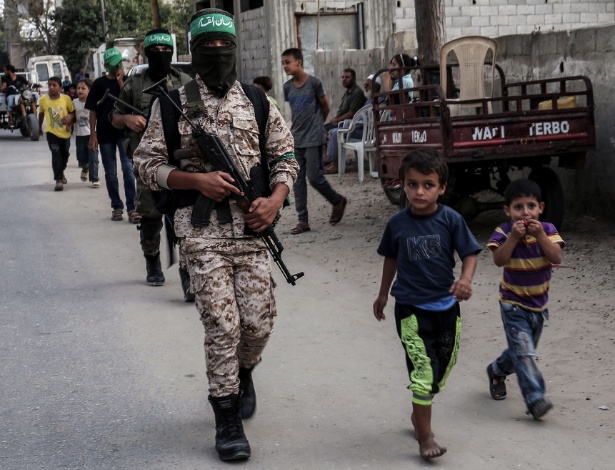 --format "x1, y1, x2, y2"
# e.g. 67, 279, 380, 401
0, 84, 41, 141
